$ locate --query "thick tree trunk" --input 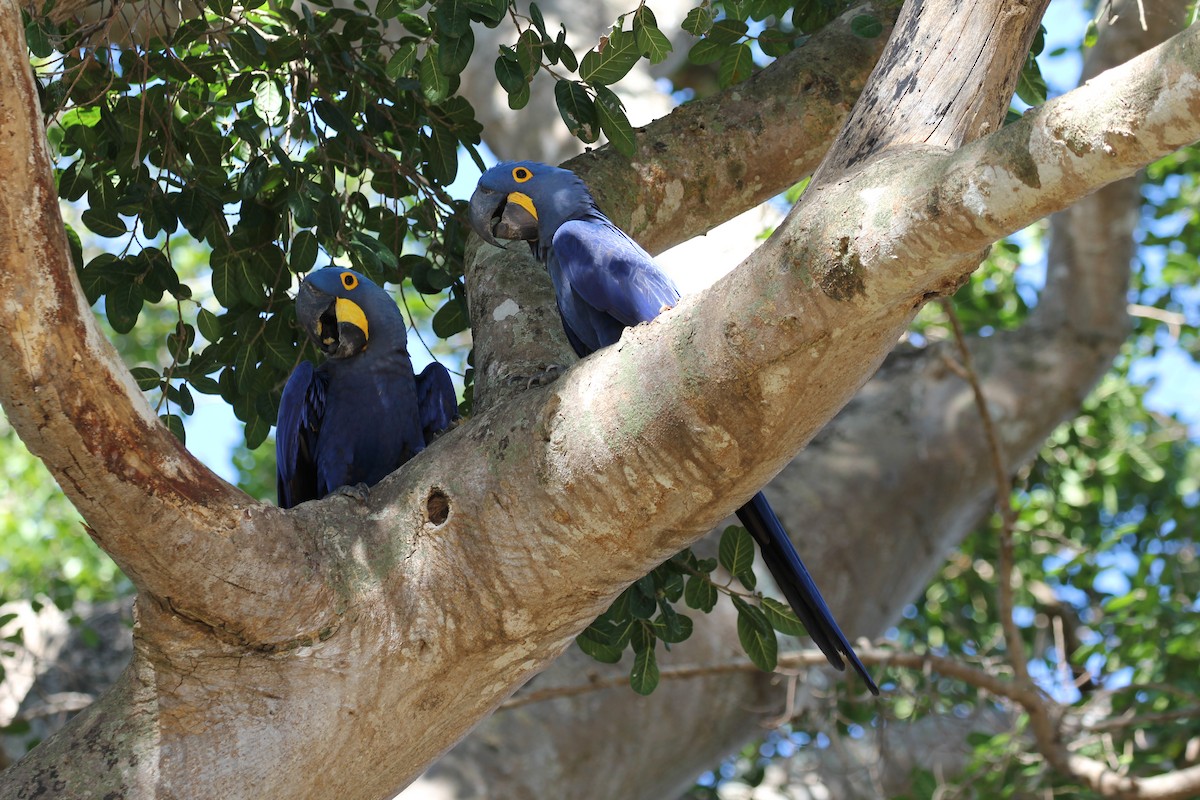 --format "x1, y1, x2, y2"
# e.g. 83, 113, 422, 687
2, 0, 1199, 797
